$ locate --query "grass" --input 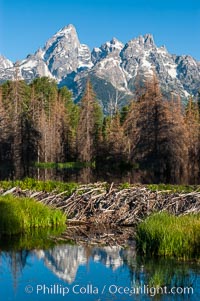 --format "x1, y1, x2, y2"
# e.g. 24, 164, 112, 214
34, 161, 96, 169
0, 177, 78, 195
1, 179, 199, 195
0, 227, 70, 251
136, 212, 200, 259
0, 195, 67, 235
119, 182, 131, 190
147, 184, 200, 193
